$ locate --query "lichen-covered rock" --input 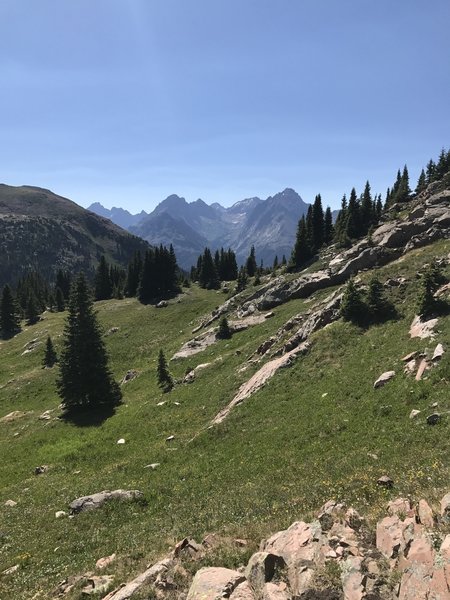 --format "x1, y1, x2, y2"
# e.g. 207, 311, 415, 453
69, 489, 143, 514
